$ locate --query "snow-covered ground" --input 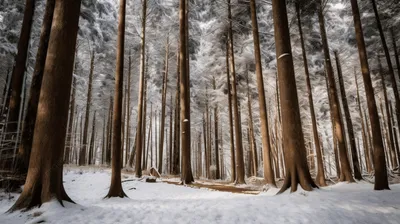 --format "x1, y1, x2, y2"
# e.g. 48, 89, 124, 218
1, 168, 400, 224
